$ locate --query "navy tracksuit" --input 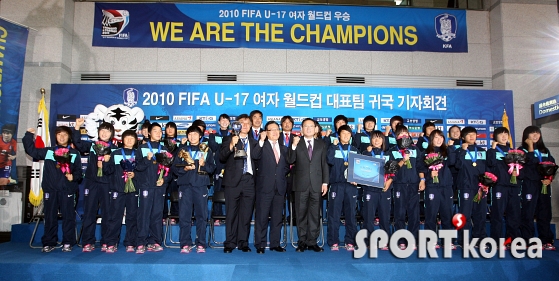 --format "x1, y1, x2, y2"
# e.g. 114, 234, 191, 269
385, 131, 398, 150
208, 130, 230, 217
162, 138, 179, 220
416, 136, 430, 153
103, 148, 139, 248
354, 131, 373, 153
326, 143, 359, 246
172, 144, 216, 248
388, 145, 421, 245
519, 148, 556, 244
417, 147, 456, 234
72, 129, 118, 246
135, 141, 171, 247
486, 145, 522, 242
23, 132, 83, 247
455, 144, 488, 244
362, 148, 392, 238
